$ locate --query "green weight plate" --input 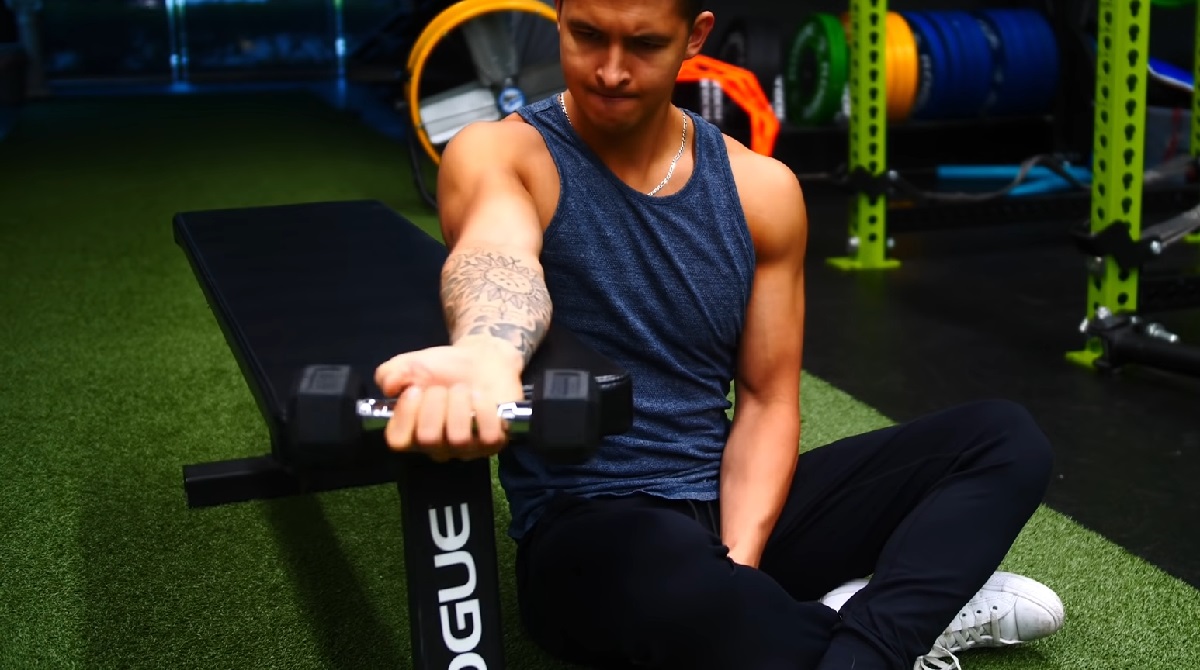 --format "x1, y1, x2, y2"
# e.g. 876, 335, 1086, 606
784, 13, 849, 126
718, 17, 786, 93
